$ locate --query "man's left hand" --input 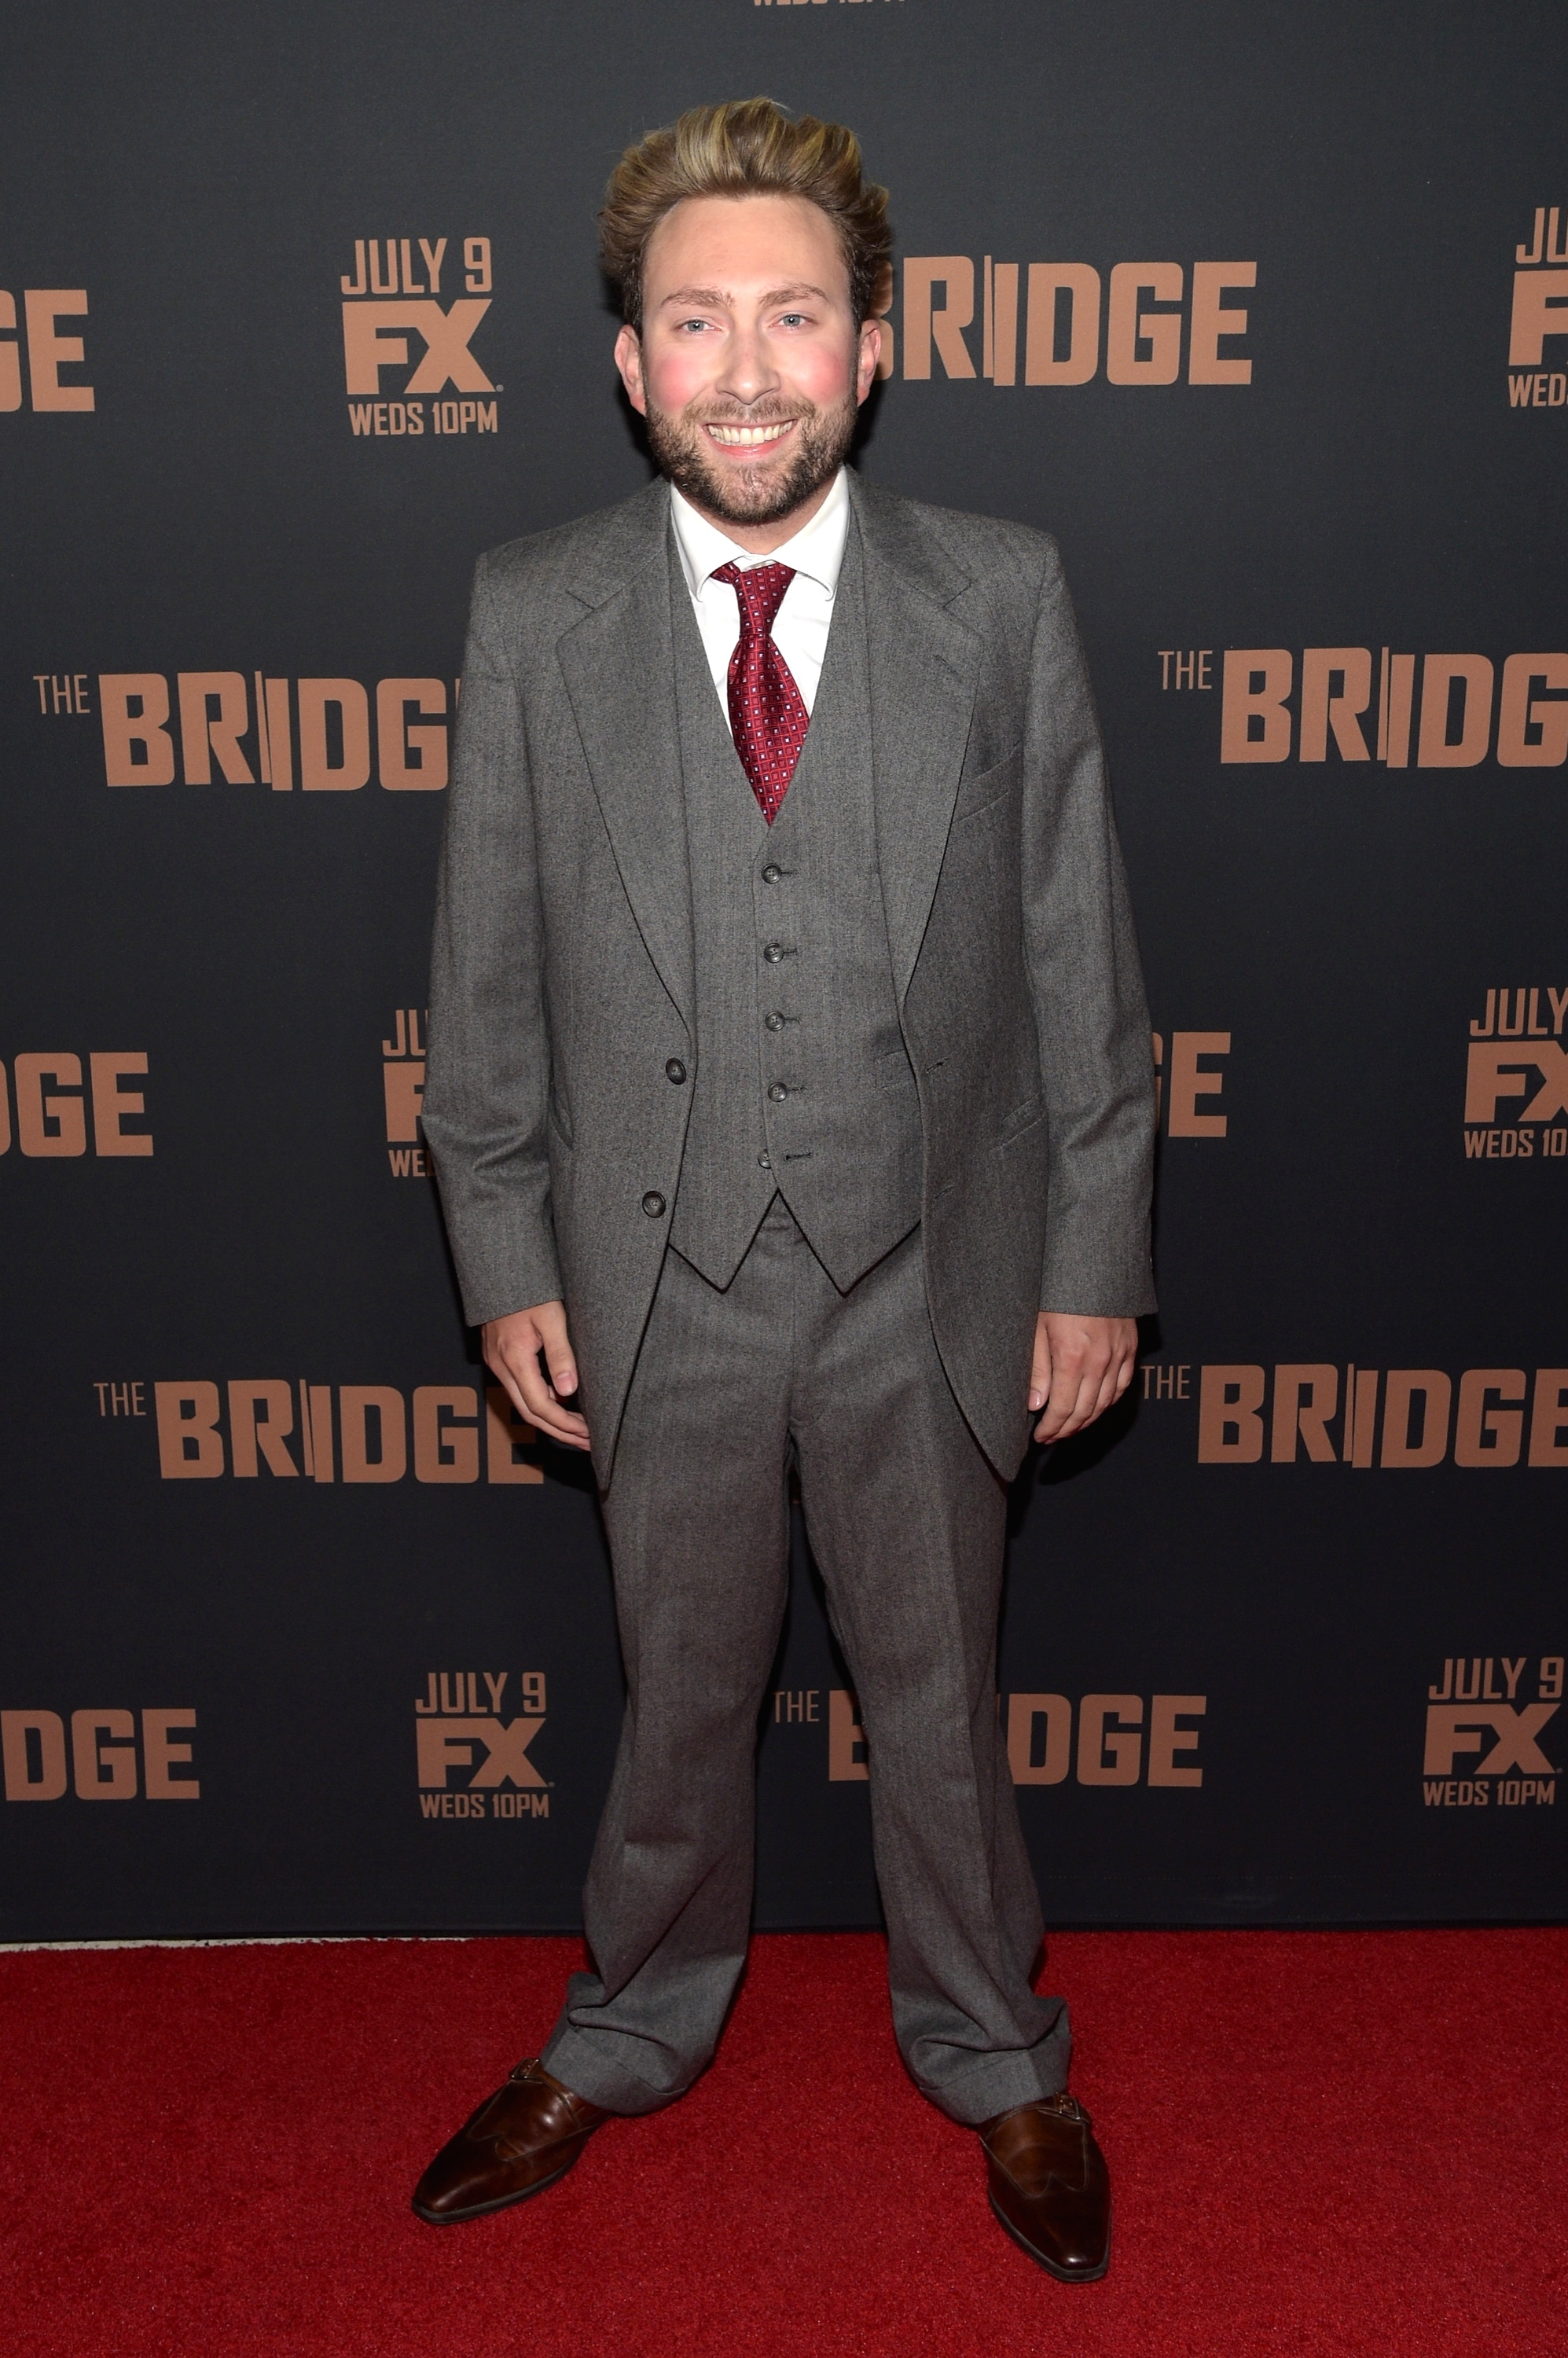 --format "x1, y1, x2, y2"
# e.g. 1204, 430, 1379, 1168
1029, 1313, 1139, 1444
